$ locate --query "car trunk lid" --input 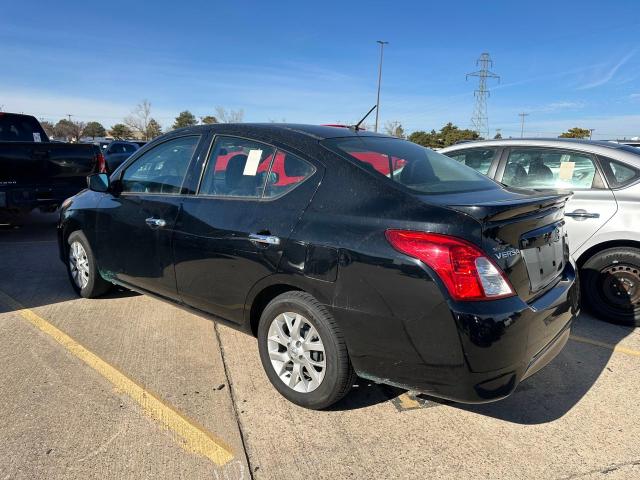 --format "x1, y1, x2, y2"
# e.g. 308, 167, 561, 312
424, 187, 572, 302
